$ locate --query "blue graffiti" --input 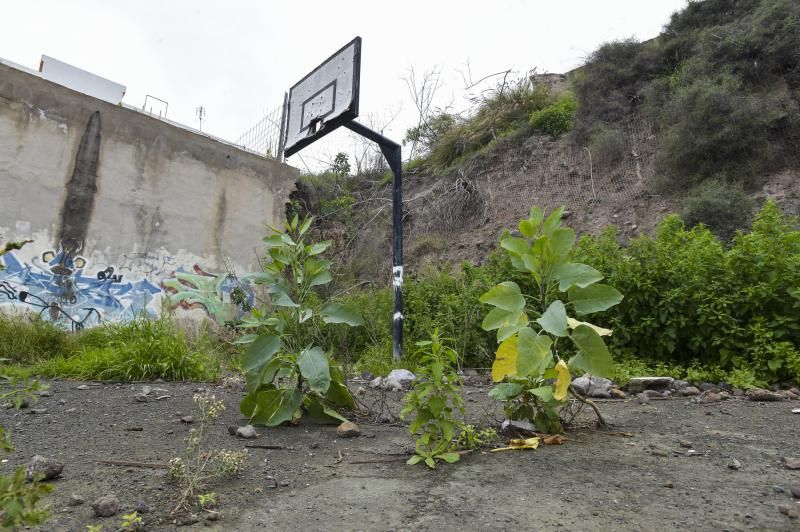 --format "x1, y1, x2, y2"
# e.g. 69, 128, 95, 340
0, 248, 162, 329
